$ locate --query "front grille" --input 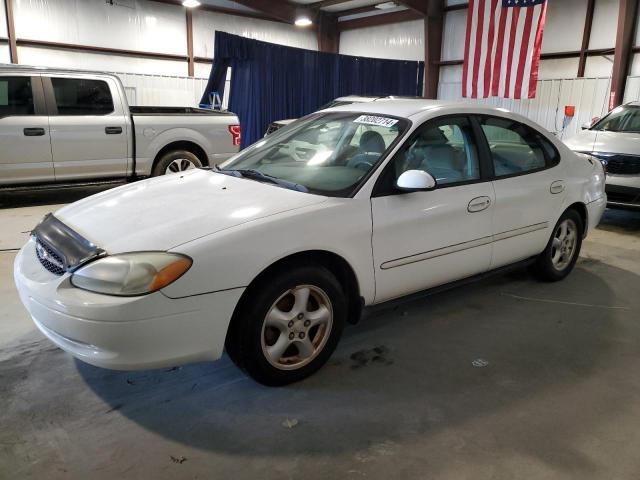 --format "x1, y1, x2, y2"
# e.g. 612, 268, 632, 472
593, 153, 640, 175
35, 237, 66, 276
